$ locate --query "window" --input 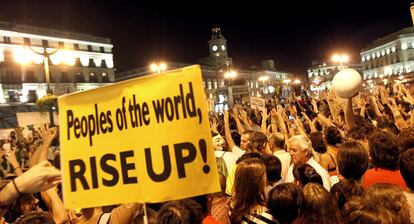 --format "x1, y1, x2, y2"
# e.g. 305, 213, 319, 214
87, 45, 93, 52
75, 58, 82, 67
92, 45, 100, 52
3, 49, 12, 62
61, 72, 69, 83
76, 72, 85, 82
25, 71, 36, 82
88, 58, 96, 67
100, 46, 105, 53
102, 72, 110, 83
24, 38, 31, 45
58, 42, 64, 48
207, 81, 212, 90
2, 70, 21, 84
214, 80, 218, 89
50, 72, 56, 83
90, 72, 98, 82
101, 59, 107, 68
42, 40, 49, 48
74, 44, 80, 50
3, 36, 11, 43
